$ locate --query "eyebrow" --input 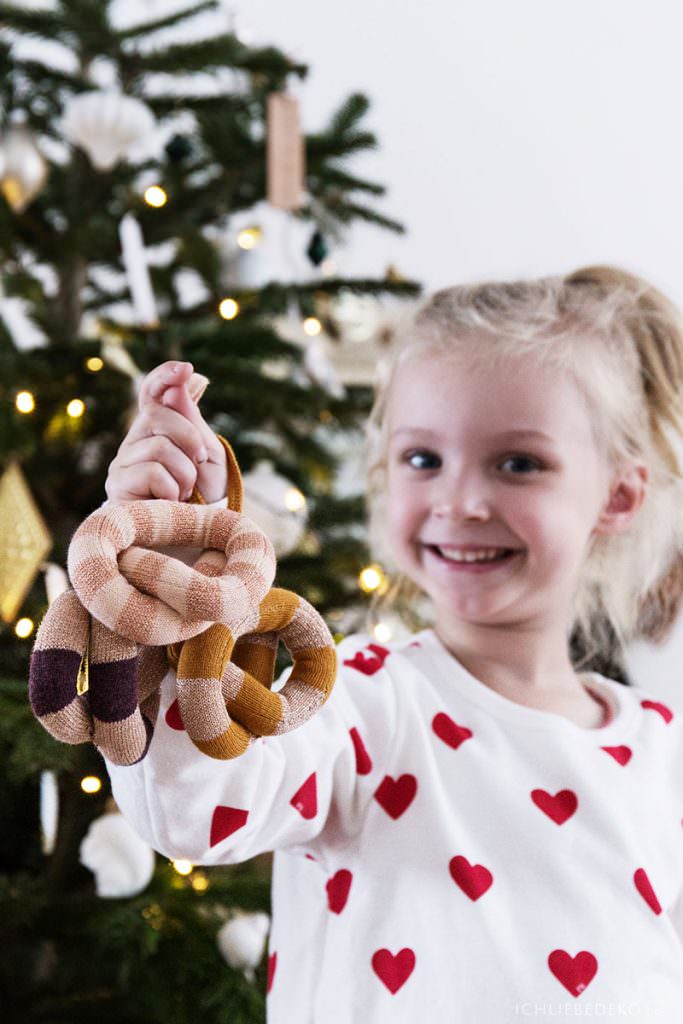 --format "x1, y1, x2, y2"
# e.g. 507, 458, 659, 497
389, 427, 556, 443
